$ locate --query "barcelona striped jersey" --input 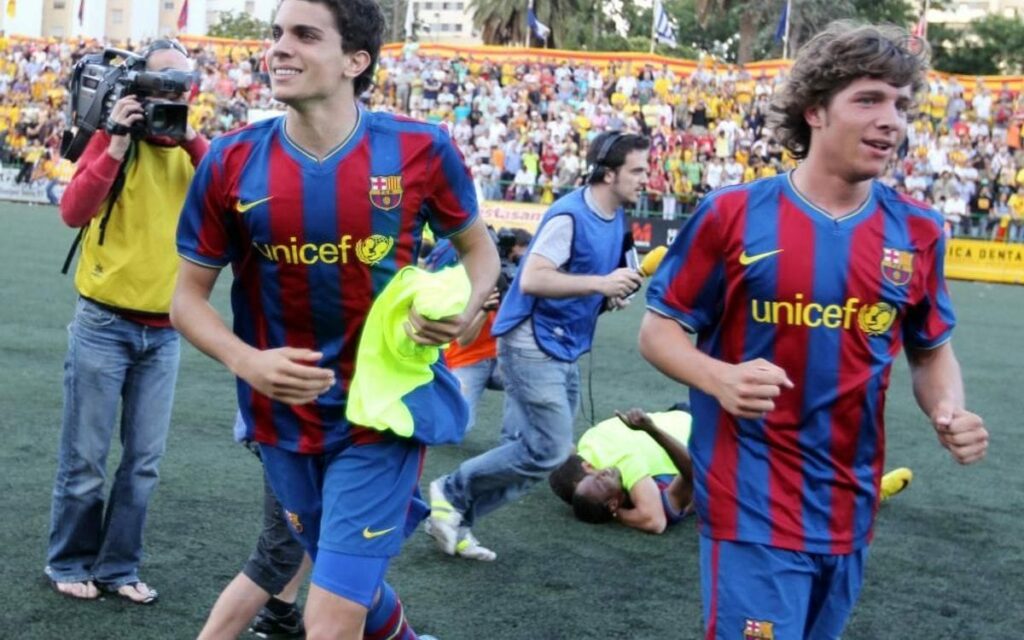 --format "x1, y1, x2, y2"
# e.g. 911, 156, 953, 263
177, 110, 477, 454
647, 173, 956, 554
